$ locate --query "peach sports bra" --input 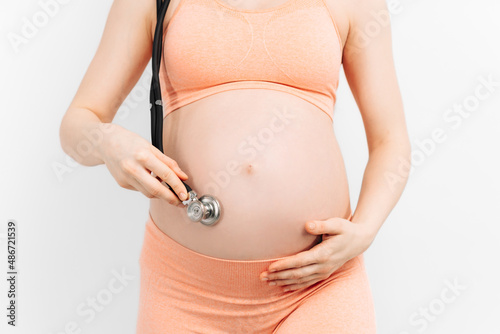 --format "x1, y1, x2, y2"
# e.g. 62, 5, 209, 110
158, 0, 343, 122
